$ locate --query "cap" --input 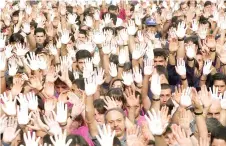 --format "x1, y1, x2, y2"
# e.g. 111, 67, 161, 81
145, 18, 157, 26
